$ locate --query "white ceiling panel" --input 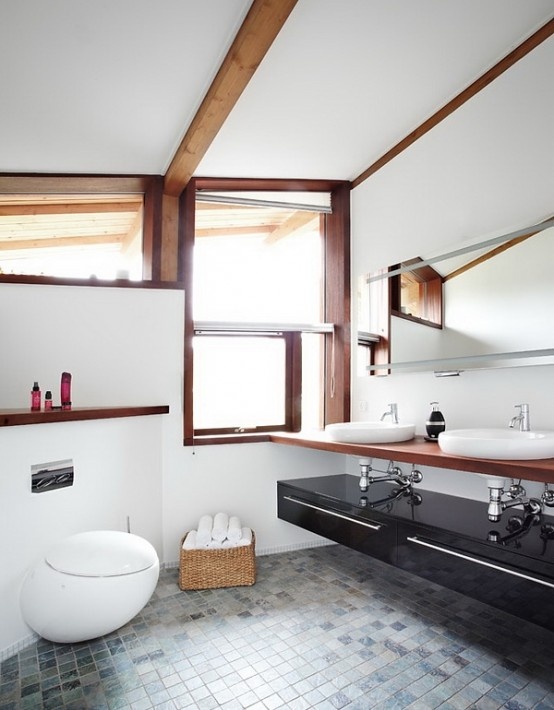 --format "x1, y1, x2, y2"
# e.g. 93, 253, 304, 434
0, 0, 252, 174
197, 0, 554, 181
0, 0, 552, 187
